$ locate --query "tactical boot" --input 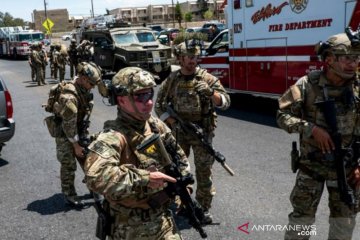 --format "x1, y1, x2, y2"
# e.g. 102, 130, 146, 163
202, 210, 213, 225
64, 195, 84, 208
